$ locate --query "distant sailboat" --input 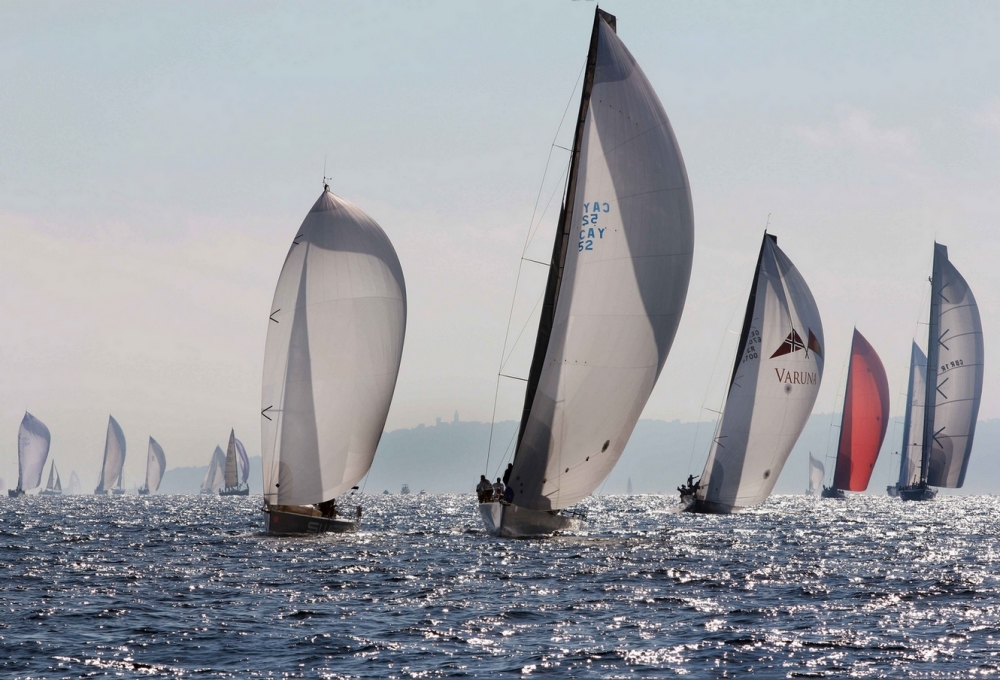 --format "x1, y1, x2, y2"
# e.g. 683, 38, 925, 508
39, 461, 62, 496
94, 415, 126, 495
481, 8, 694, 538
138, 437, 166, 495
10, 412, 51, 497
200, 446, 226, 495
807, 453, 824, 496
897, 244, 983, 501
821, 329, 890, 499
682, 234, 824, 513
626, 477, 633, 495
68, 471, 82, 495
260, 183, 406, 534
220, 430, 249, 496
